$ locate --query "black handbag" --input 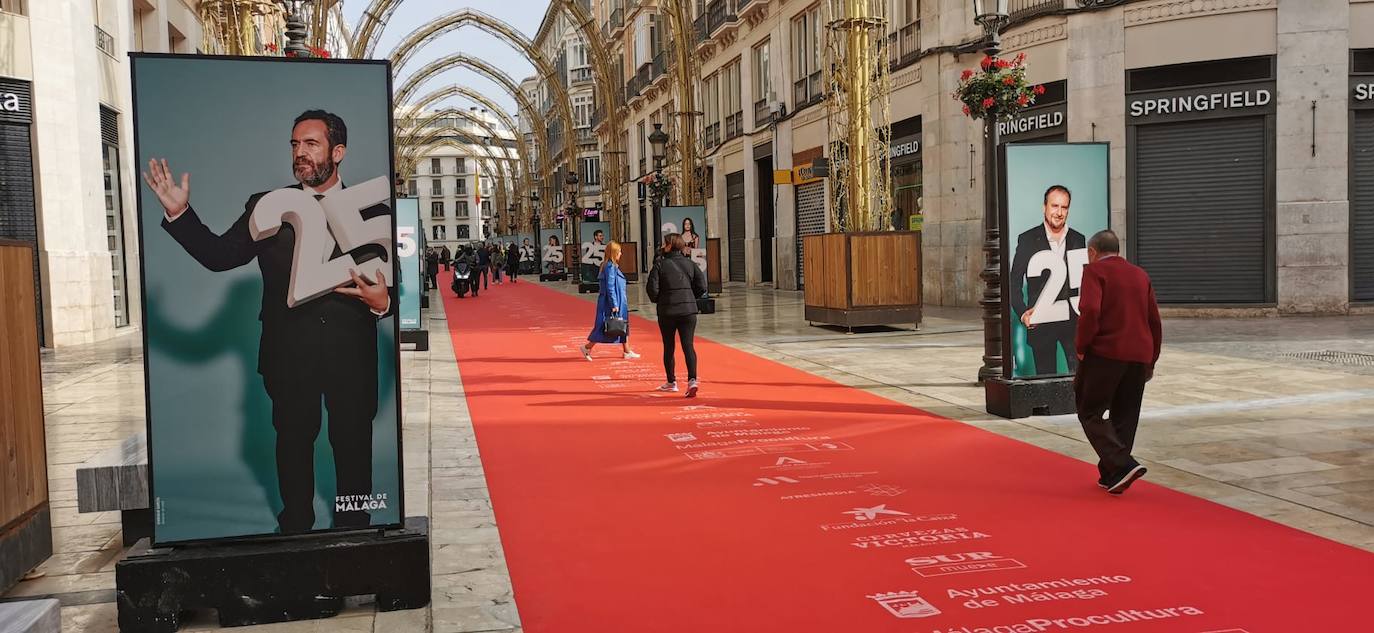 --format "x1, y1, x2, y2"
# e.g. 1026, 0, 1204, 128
603, 313, 629, 337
